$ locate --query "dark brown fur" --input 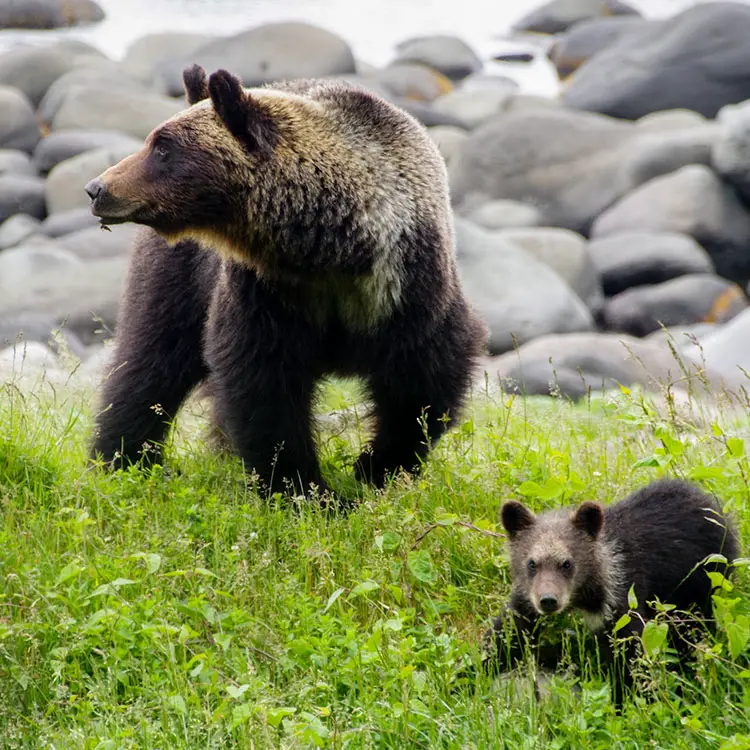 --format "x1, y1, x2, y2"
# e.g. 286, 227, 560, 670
85, 65, 487, 504
485, 478, 740, 708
